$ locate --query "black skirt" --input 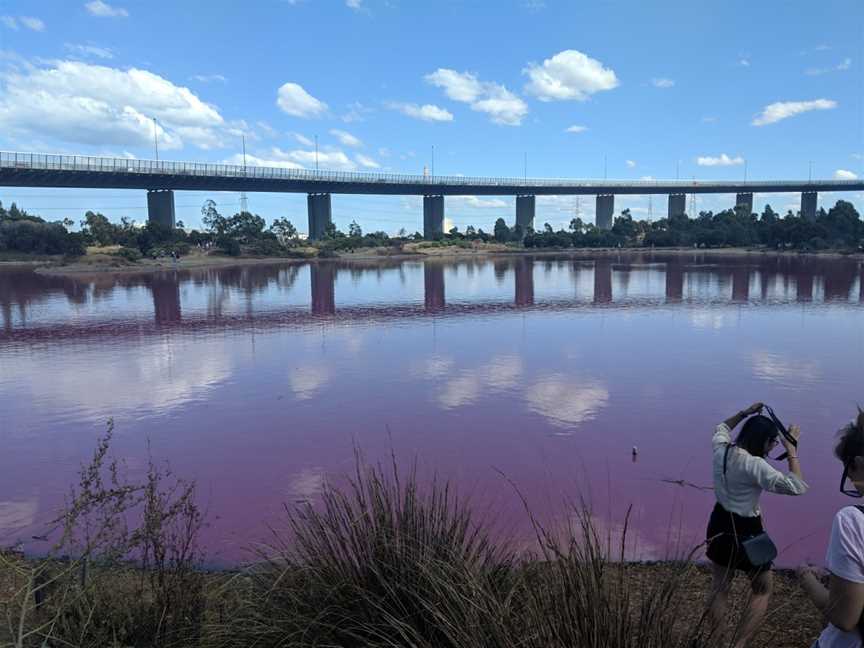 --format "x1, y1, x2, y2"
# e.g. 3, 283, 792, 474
705, 502, 772, 573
